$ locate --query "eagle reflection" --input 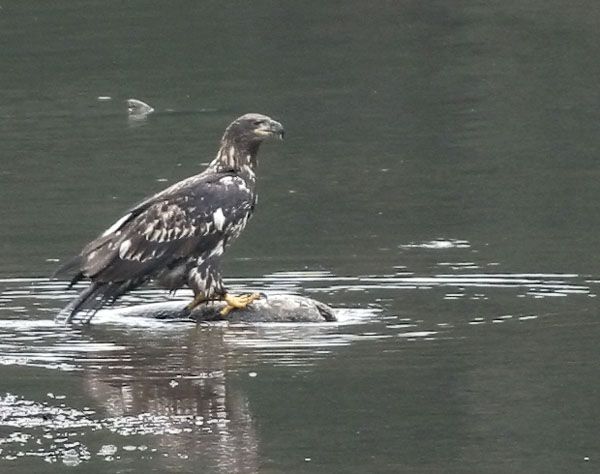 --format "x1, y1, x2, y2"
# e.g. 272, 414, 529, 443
82, 327, 259, 473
